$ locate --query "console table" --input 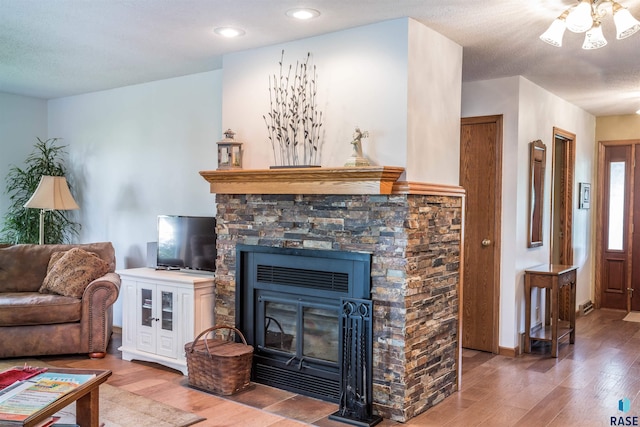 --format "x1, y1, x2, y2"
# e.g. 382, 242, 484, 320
524, 264, 577, 357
